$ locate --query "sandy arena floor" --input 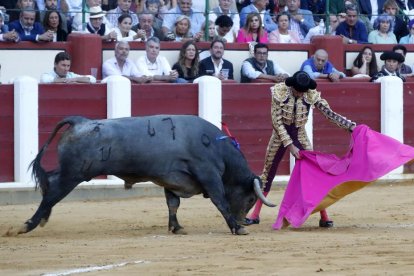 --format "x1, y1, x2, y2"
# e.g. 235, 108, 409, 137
0, 183, 414, 275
